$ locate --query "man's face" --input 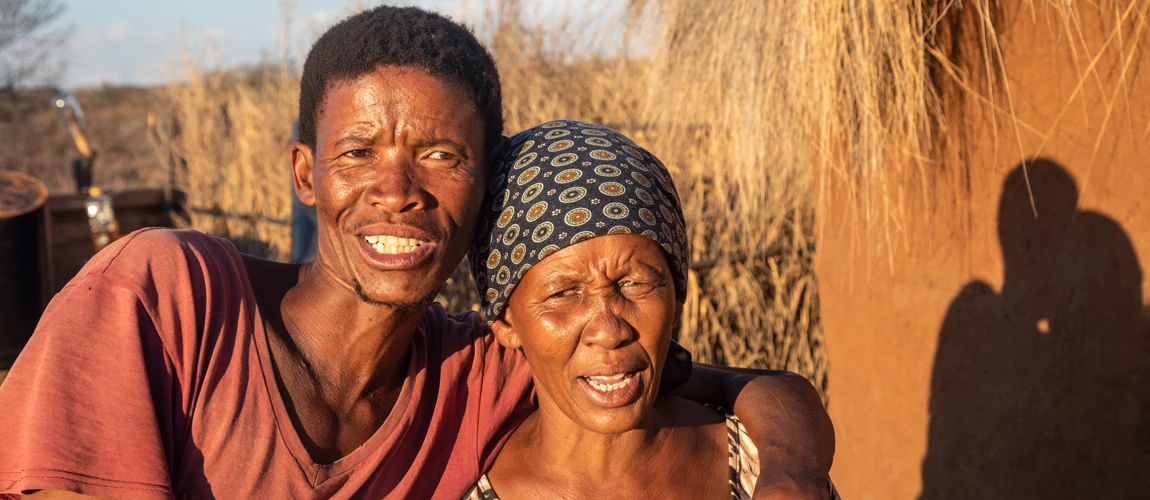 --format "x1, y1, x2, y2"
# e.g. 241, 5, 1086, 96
292, 66, 487, 308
